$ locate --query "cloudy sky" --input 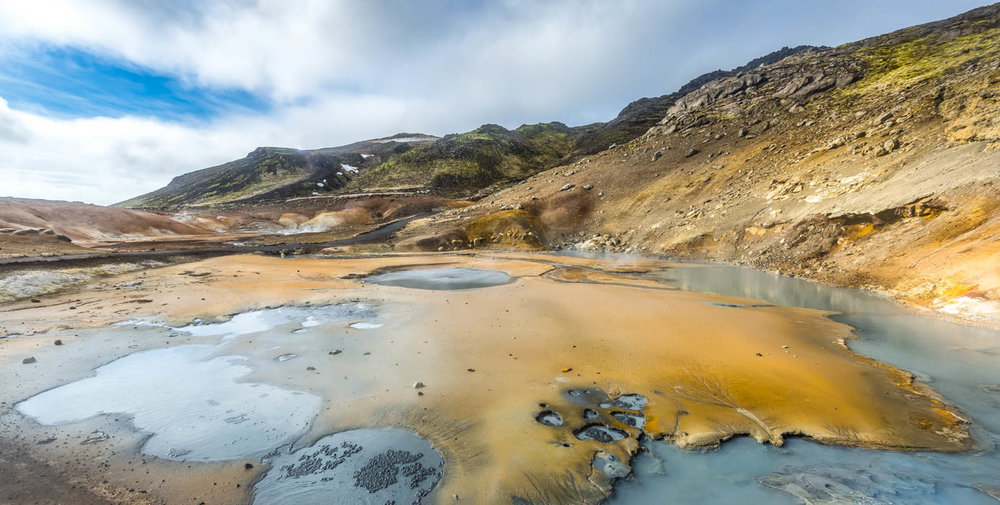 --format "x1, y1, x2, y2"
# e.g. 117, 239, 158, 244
0, 0, 987, 205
